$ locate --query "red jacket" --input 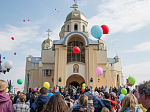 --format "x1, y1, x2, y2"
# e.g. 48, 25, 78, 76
109, 98, 117, 112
